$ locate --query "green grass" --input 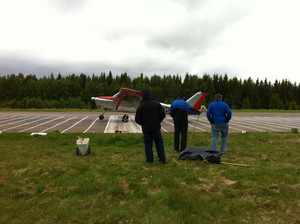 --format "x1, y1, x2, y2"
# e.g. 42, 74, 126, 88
0, 132, 299, 223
